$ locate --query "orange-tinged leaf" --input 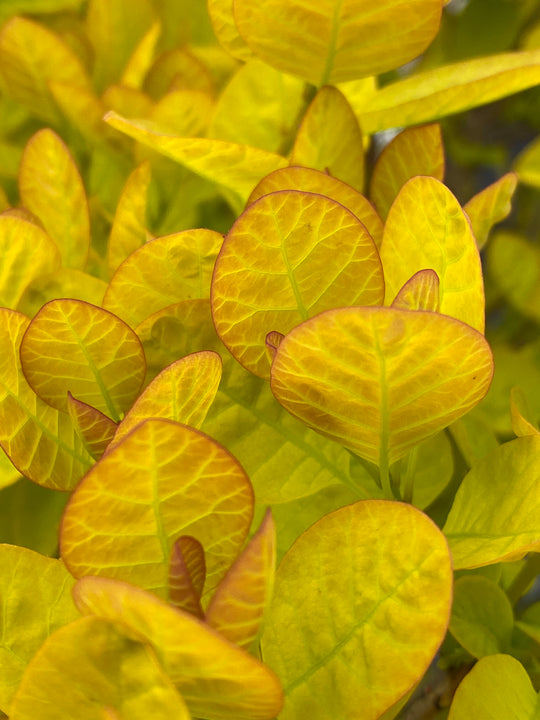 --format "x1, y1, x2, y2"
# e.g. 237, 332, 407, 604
0, 16, 92, 123
233, 0, 442, 86
17, 268, 107, 318
0, 545, 78, 713
0, 215, 61, 309
104, 229, 224, 327
381, 176, 485, 333
0, 309, 93, 490
102, 84, 154, 126
369, 124, 445, 220
358, 49, 540, 134
107, 161, 152, 277
169, 536, 206, 617
391, 269, 440, 312
211, 189, 384, 378
109, 351, 222, 449
61, 418, 254, 599
73, 577, 283, 719
147, 88, 213, 138
261, 500, 452, 720
291, 86, 364, 191
10, 616, 191, 720
19, 129, 90, 270
463, 172, 518, 251
510, 386, 539, 437
104, 111, 288, 203
208, 0, 253, 61
443, 435, 540, 569
206, 509, 276, 650
247, 165, 383, 247
270, 306, 494, 469
121, 21, 161, 89
67, 393, 117, 460
20, 300, 146, 421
